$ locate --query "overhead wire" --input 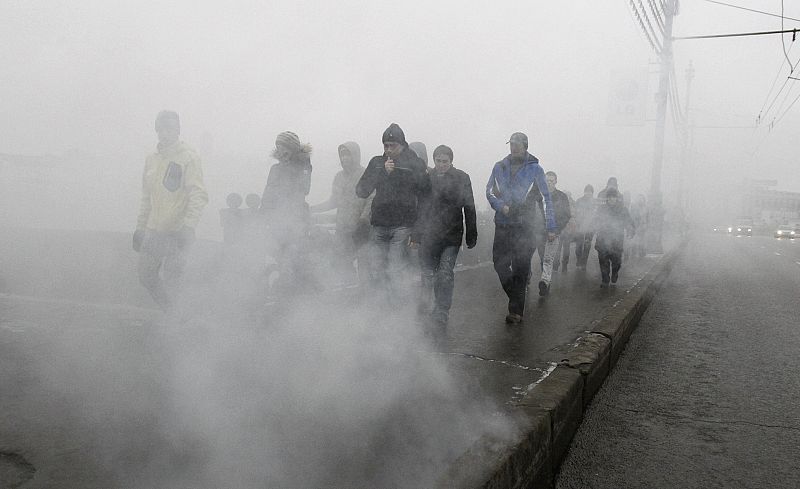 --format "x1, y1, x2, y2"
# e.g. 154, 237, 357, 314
756, 4, 800, 128
638, 0, 664, 42
772, 89, 800, 126
768, 77, 800, 128
627, 0, 661, 53
781, 0, 797, 73
701, 0, 800, 23
757, 45, 795, 124
637, 0, 664, 48
648, 0, 665, 32
668, 62, 687, 145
